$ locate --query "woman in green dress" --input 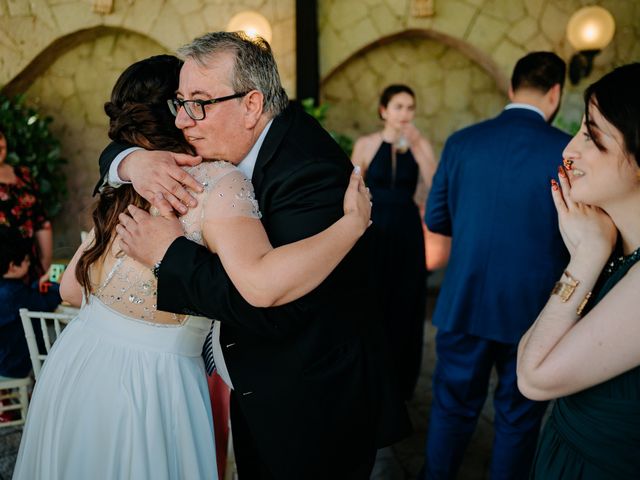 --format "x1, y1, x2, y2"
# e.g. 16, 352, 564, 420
517, 62, 640, 479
